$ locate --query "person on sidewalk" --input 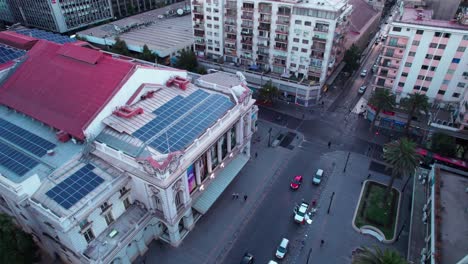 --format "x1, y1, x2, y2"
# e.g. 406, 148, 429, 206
320, 240, 325, 247
327, 141, 331, 148
244, 195, 248, 201
255, 152, 258, 158
232, 193, 236, 199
